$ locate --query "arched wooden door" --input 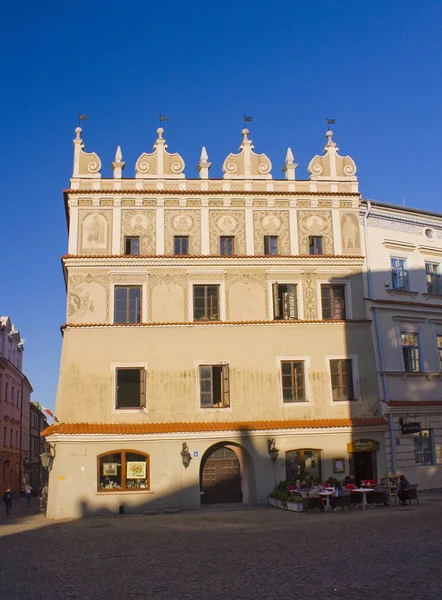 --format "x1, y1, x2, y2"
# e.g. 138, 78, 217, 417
200, 445, 242, 504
